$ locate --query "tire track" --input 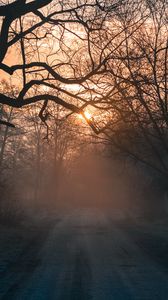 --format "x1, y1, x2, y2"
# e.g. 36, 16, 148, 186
60, 247, 92, 300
